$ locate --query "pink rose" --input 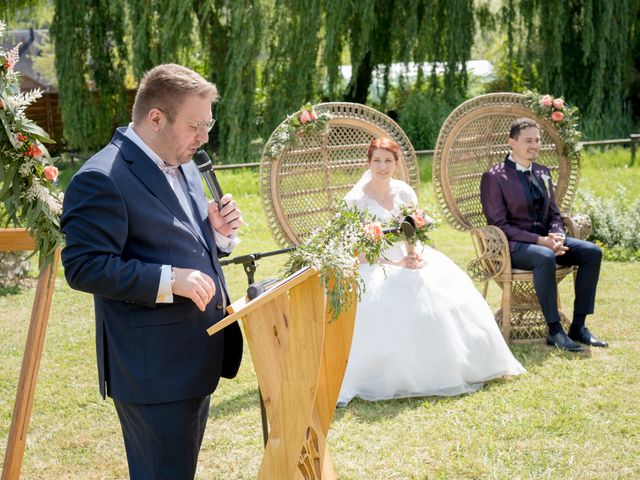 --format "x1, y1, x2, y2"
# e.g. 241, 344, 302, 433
551, 111, 564, 122
309, 110, 318, 121
363, 222, 384, 241
552, 98, 564, 110
300, 110, 311, 124
539, 95, 553, 108
44, 165, 59, 181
